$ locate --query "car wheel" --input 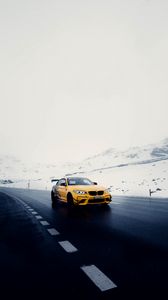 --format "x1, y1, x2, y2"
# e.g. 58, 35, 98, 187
51, 191, 58, 208
67, 193, 74, 208
101, 203, 110, 211
101, 202, 109, 206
